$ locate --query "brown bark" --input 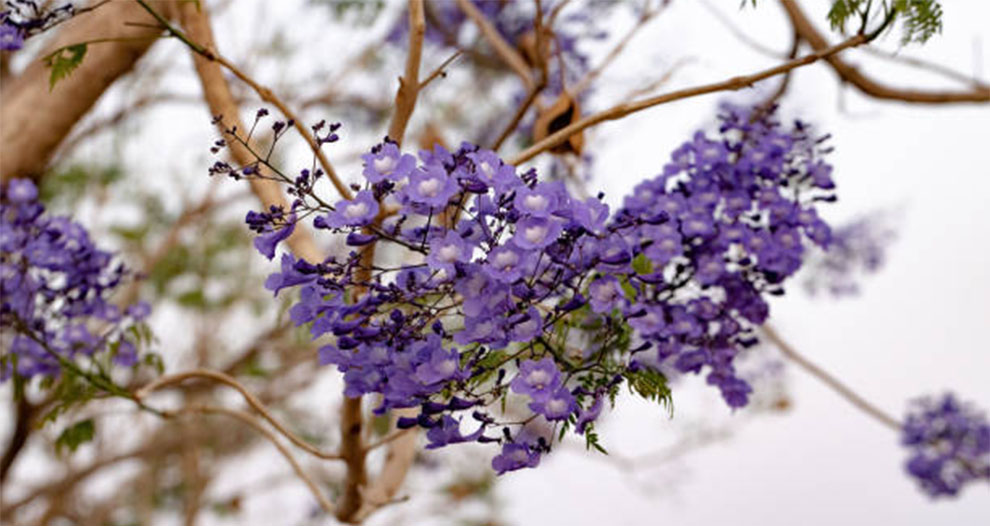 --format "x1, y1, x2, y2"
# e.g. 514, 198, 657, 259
0, 1, 164, 182
176, 1, 322, 263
